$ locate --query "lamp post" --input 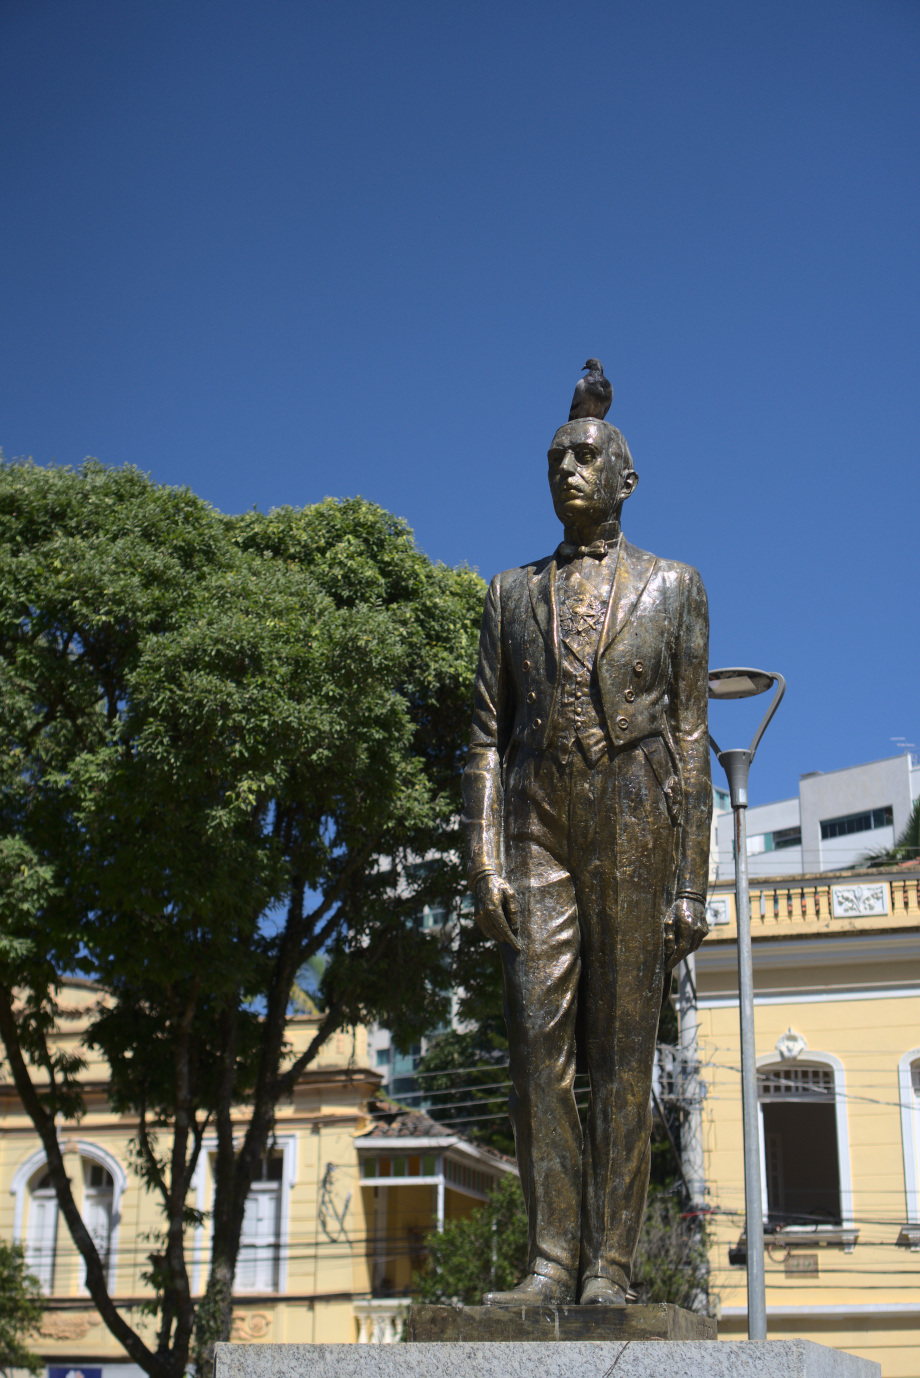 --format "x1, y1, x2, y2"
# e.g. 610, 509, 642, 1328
708, 667, 786, 1343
